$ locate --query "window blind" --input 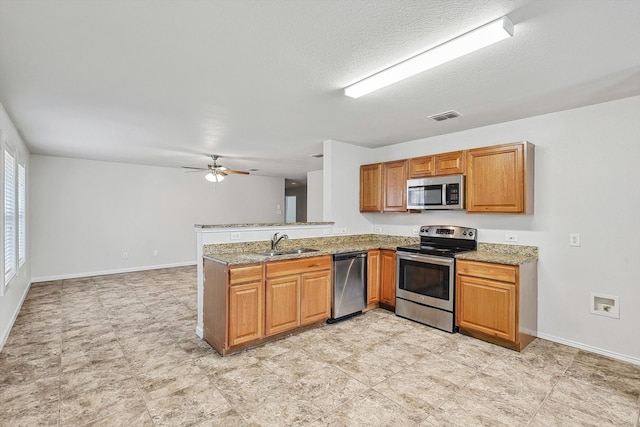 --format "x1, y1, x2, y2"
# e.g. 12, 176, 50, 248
4, 148, 16, 282
18, 163, 26, 266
